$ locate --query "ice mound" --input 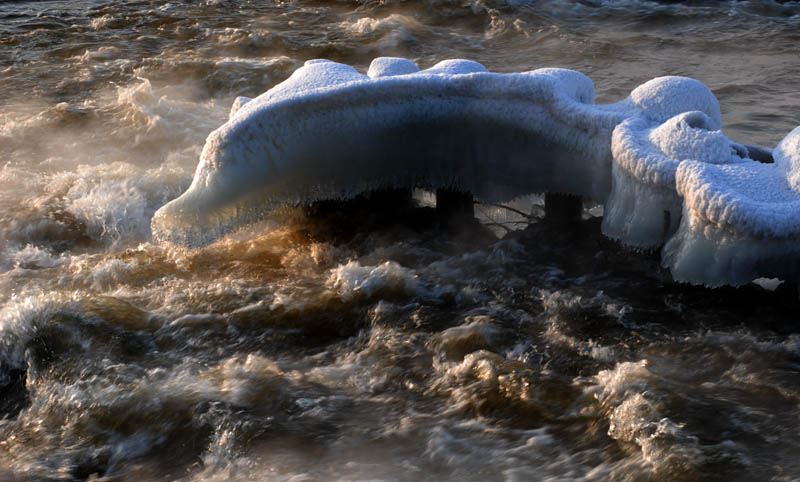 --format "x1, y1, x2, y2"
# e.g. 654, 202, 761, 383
152, 58, 719, 246
662, 127, 800, 286
366, 57, 419, 78
626, 76, 722, 130
151, 56, 800, 287
603, 103, 800, 286
602, 110, 748, 248
228, 96, 251, 119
